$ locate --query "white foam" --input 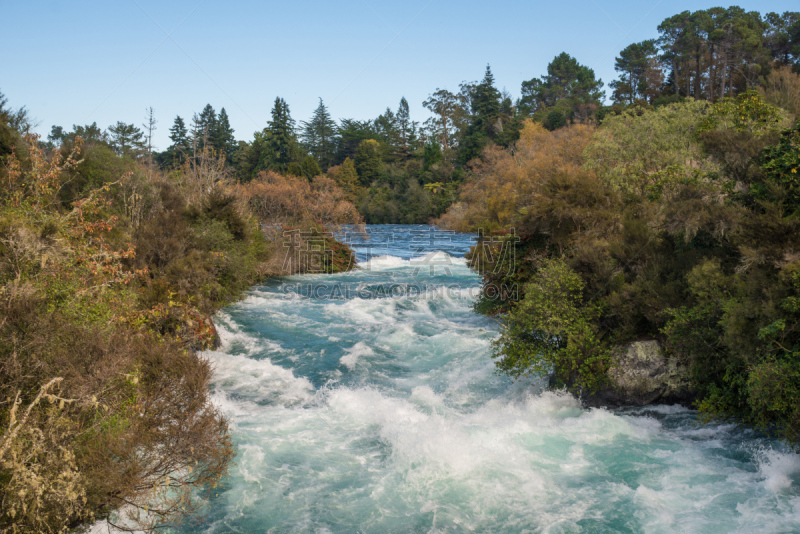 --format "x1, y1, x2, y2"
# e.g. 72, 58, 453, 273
340, 342, 374, 370
758, 449, 800, 492
204, 350, 314, 409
